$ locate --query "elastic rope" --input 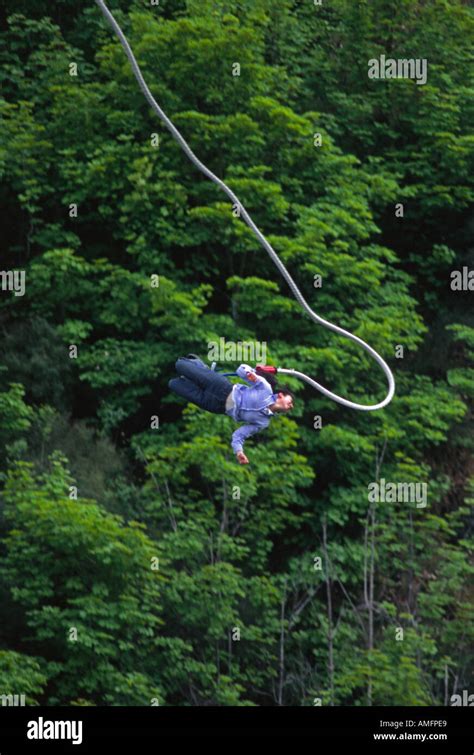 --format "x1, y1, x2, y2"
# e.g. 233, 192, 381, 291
95, 0, 395, 411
